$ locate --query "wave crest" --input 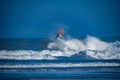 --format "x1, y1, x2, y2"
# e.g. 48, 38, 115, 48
0, 36, 120, 60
